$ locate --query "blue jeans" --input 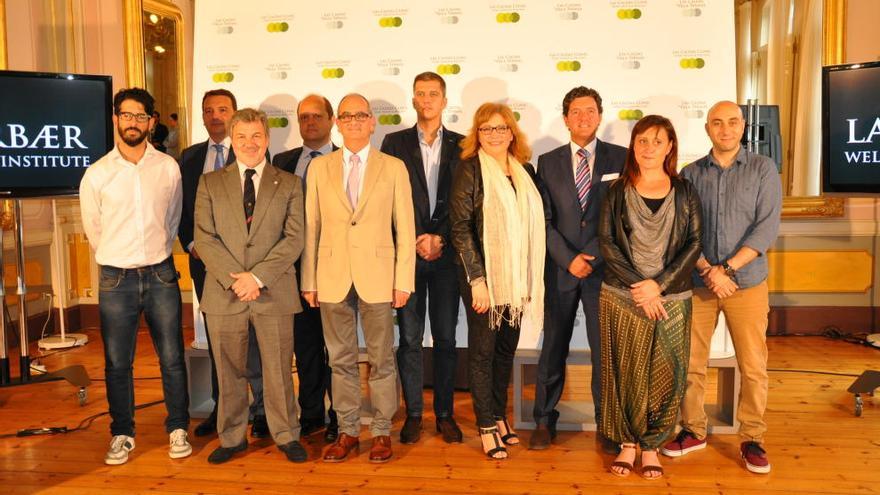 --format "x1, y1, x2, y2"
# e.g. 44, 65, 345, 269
395, 263, 460, 418
99, 256, 189, 437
